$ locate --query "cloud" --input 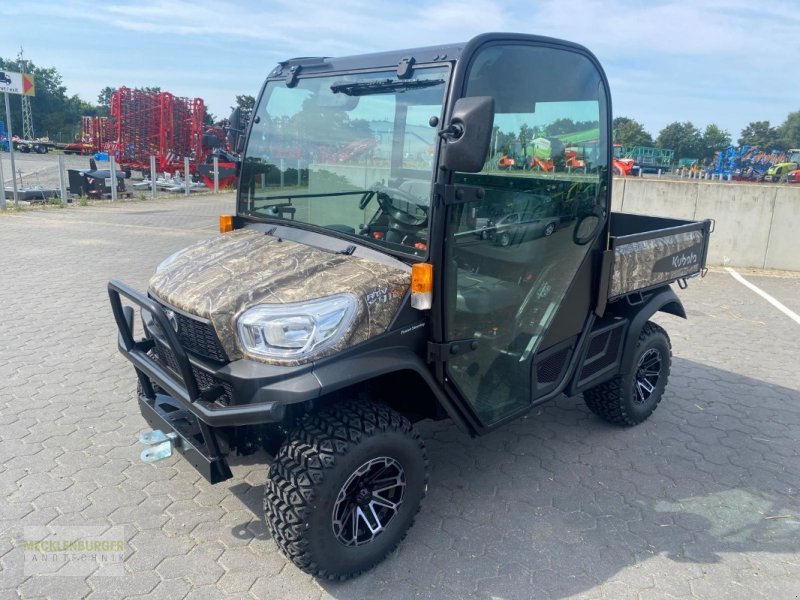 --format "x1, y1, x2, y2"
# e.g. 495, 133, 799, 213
2, 0, 798, 137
